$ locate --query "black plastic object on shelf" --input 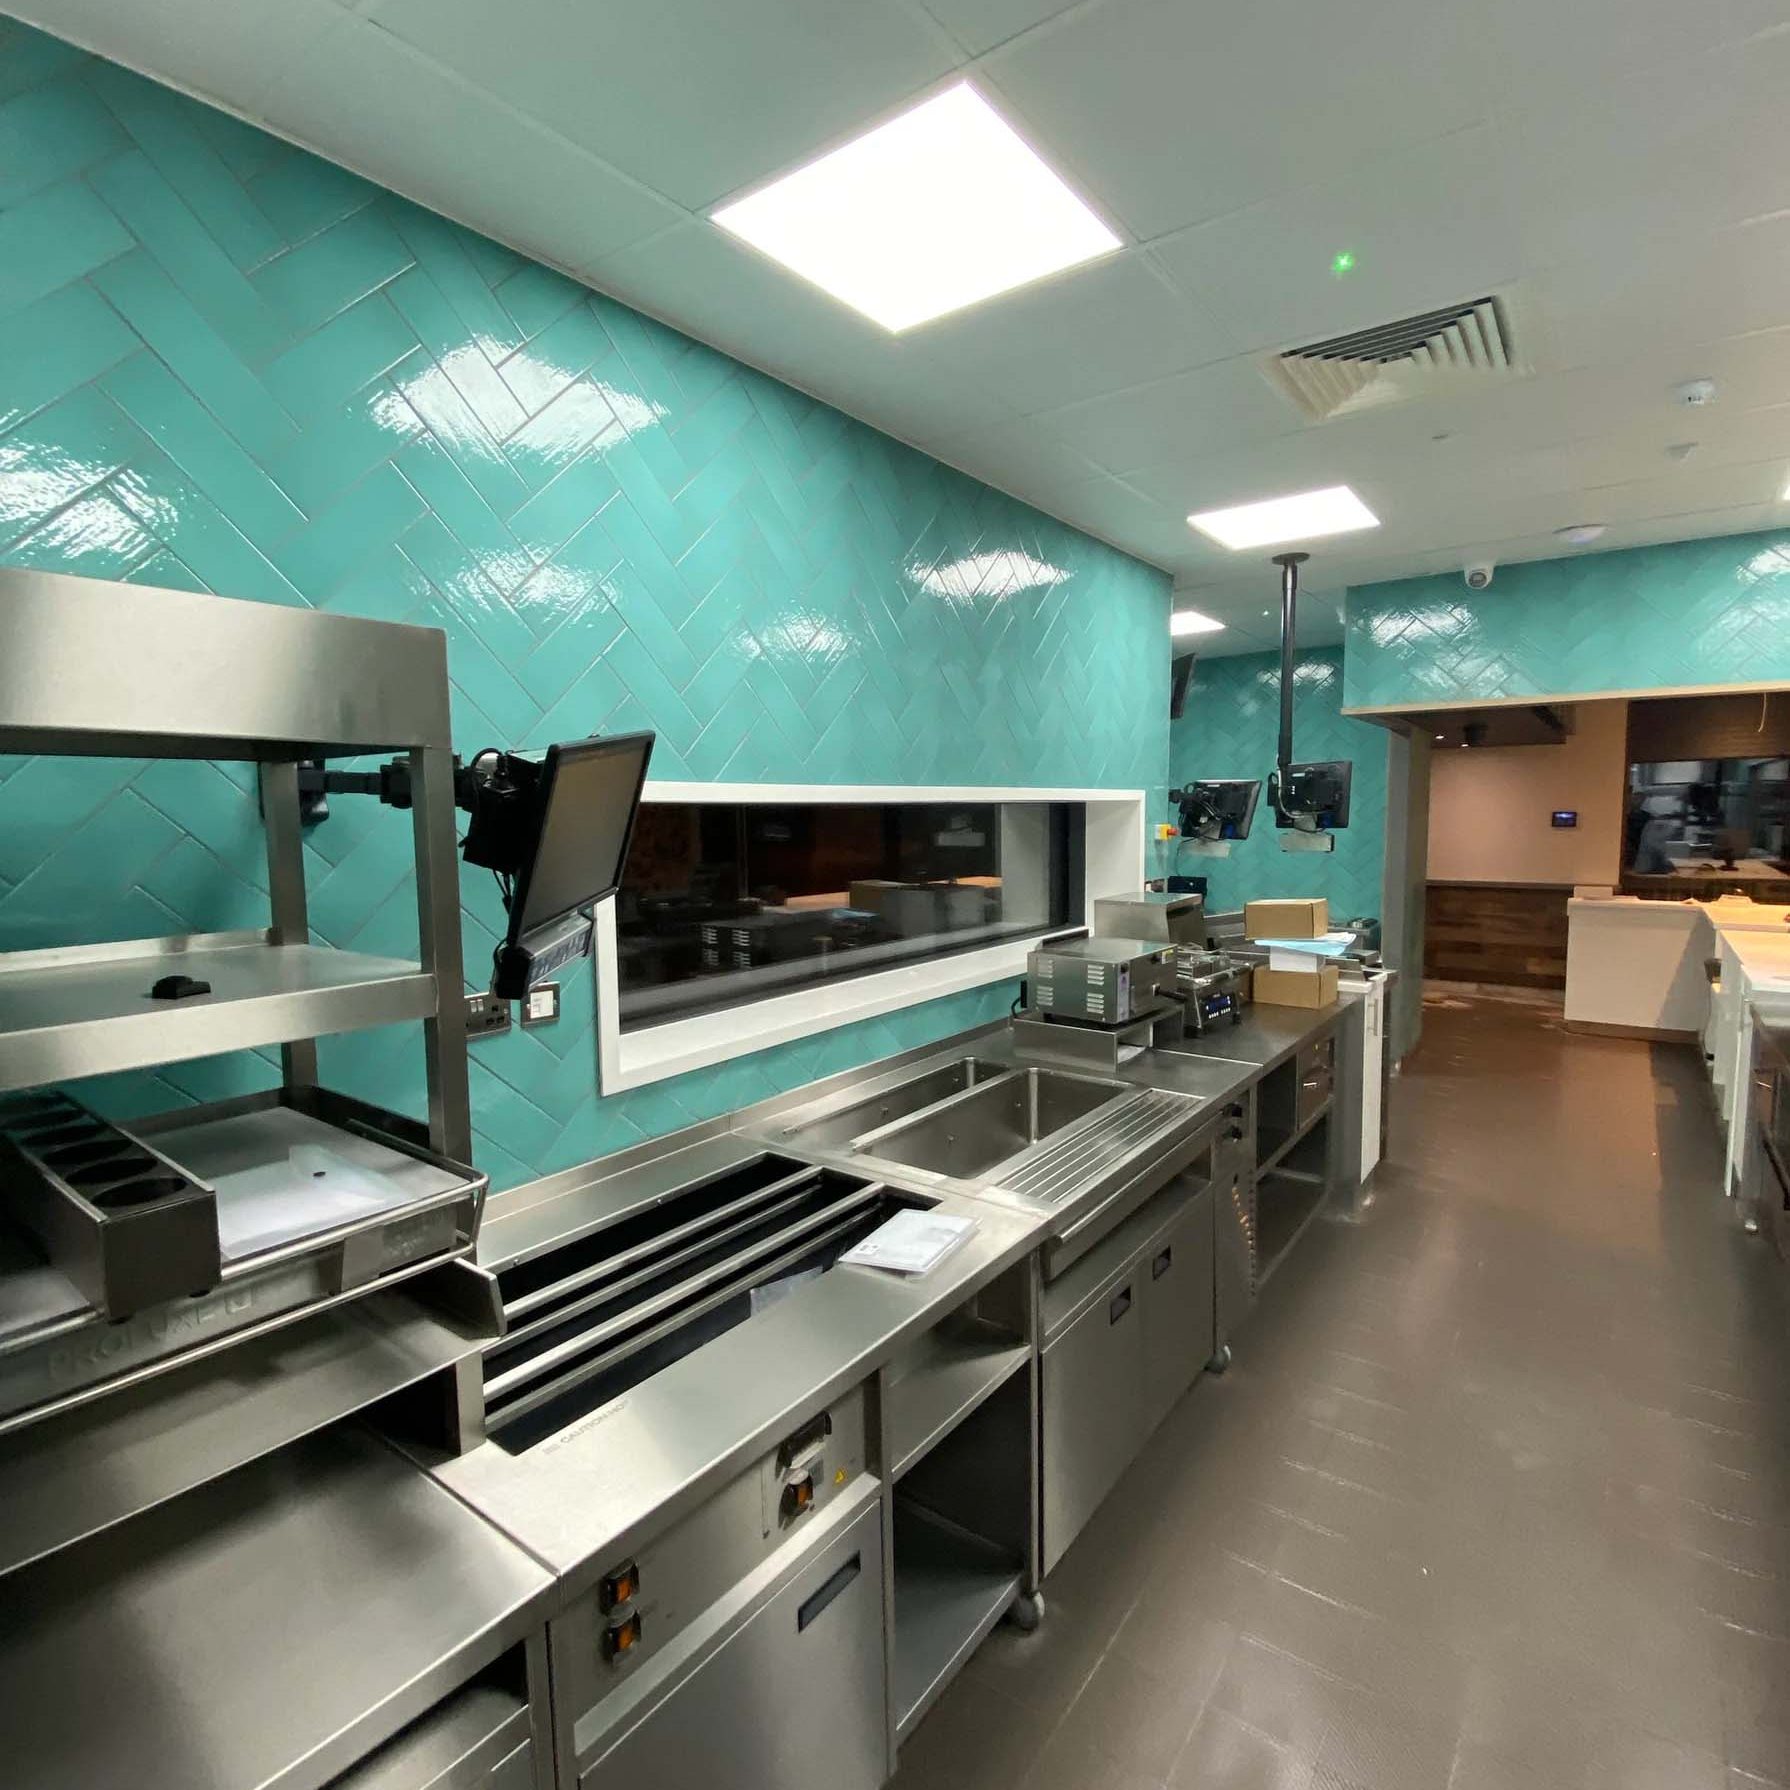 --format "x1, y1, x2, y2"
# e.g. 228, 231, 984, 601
0, 1091, 220, 1319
